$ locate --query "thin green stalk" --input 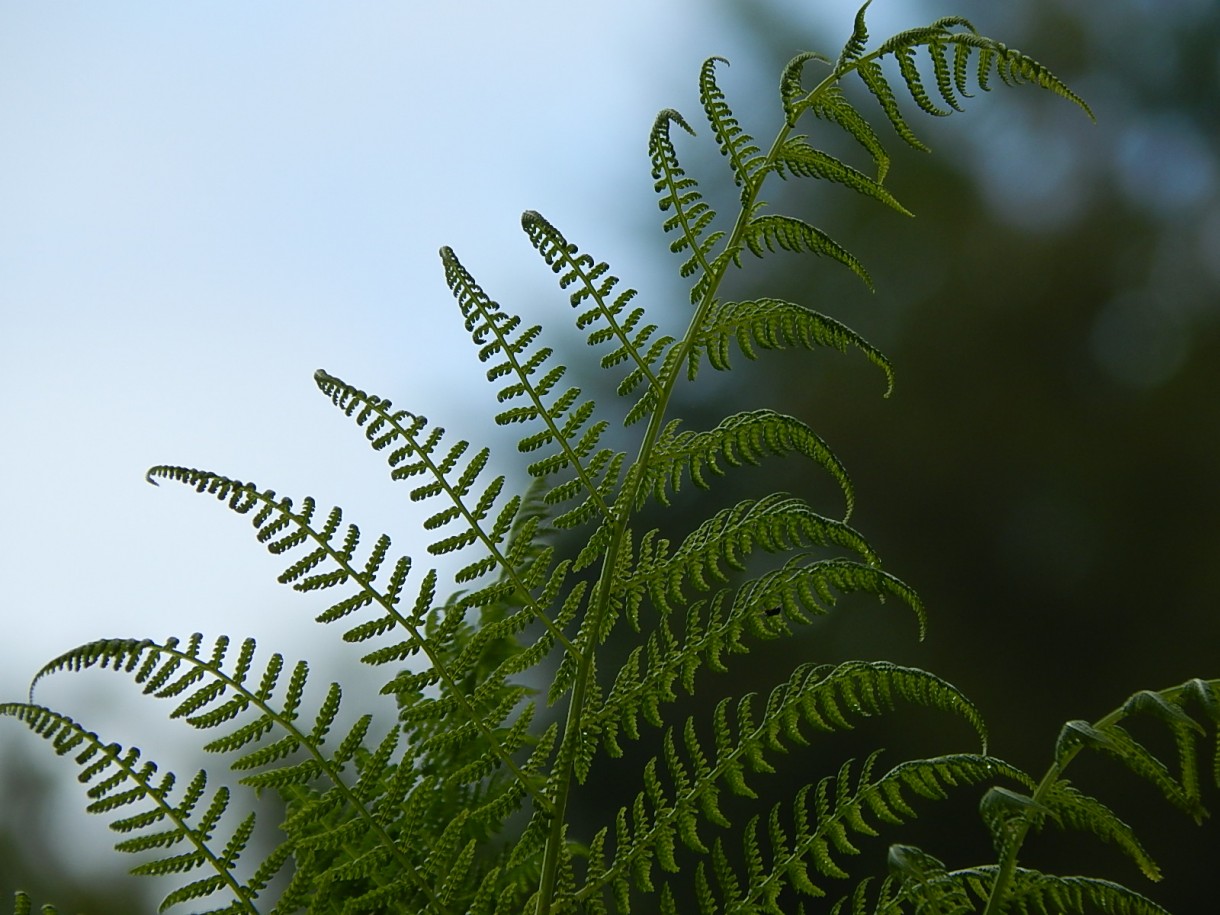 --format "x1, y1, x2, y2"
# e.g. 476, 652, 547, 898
531, 62, 849, 915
